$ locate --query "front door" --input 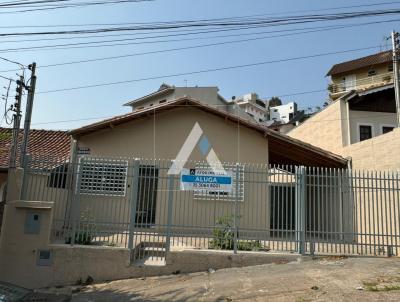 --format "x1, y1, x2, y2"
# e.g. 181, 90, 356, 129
342, 74, 356, 91
135, 165, 159, 228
